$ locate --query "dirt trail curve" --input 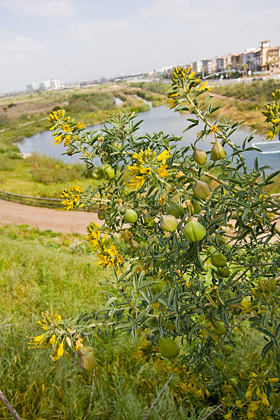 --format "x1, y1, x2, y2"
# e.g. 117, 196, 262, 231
0, 199, 100, 235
